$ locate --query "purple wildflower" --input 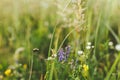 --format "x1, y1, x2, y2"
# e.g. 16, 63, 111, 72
65, 45, 71, 58
58, 48, 65, 61
58, 45, 71, 62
